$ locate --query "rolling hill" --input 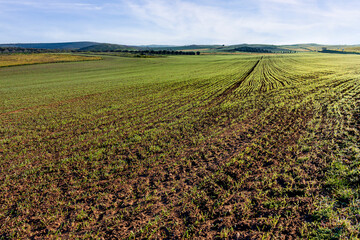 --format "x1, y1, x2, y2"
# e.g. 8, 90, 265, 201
0, 42, 98, 50
77, 43, 138, 52
2, 41, 360, 53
